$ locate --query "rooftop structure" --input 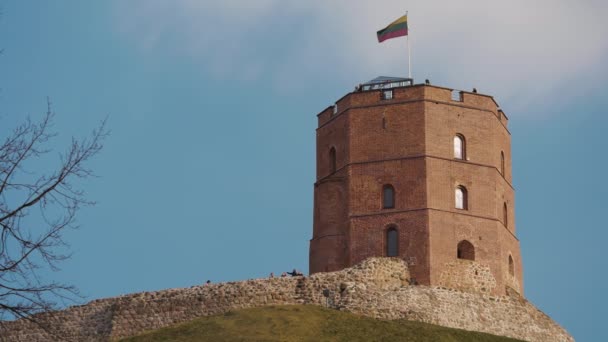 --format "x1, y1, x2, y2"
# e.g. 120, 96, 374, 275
358, 76, 414, 91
